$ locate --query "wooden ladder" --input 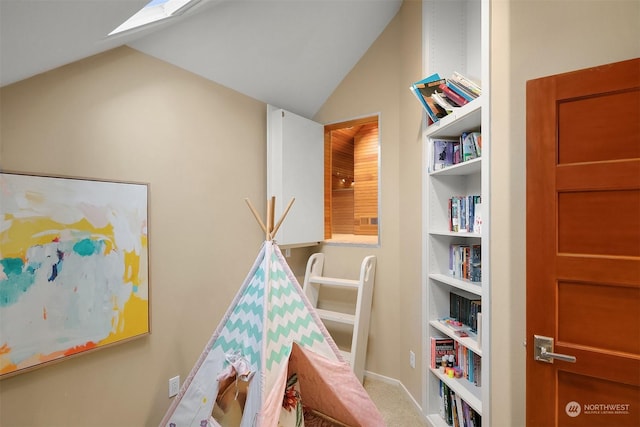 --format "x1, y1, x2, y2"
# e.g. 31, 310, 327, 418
302, 253, 376, 384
